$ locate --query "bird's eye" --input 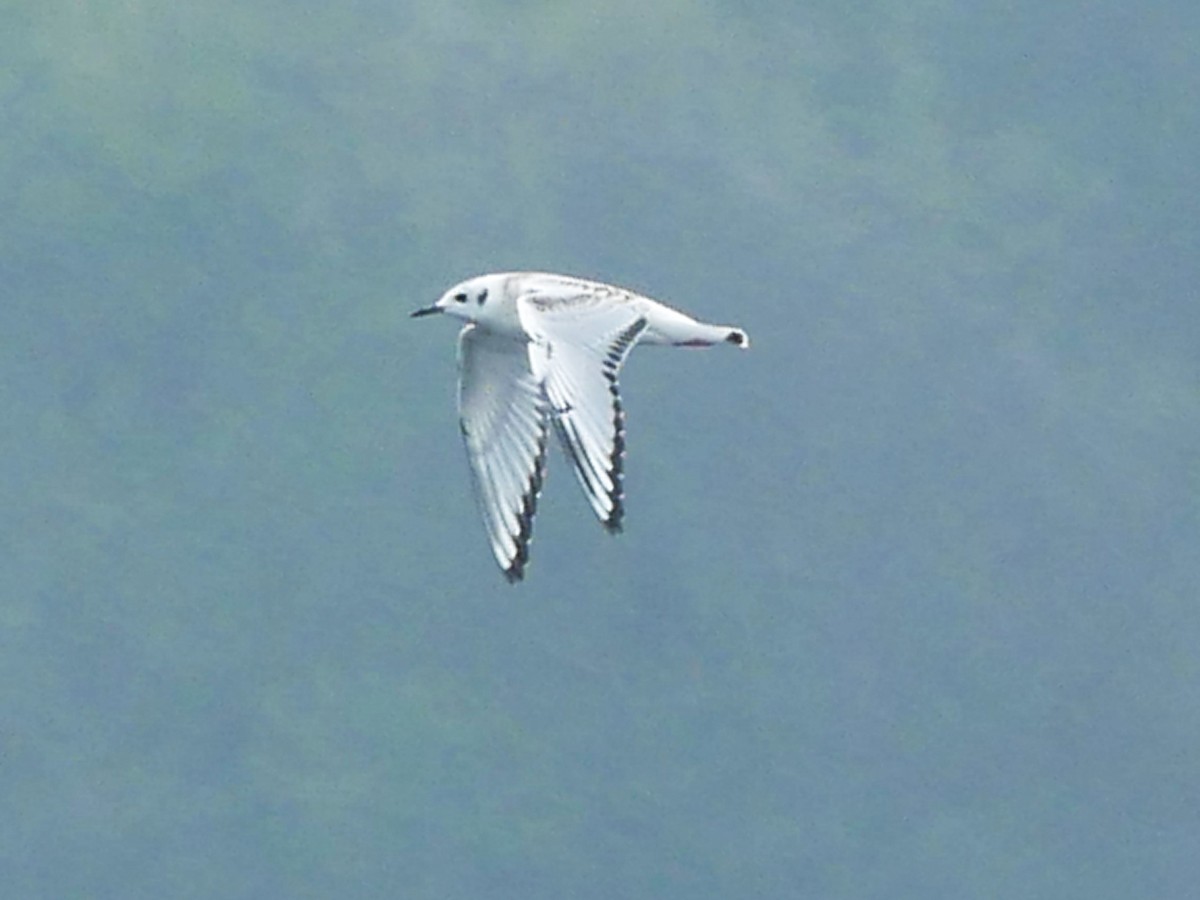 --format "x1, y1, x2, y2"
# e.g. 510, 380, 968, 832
453, 292, 467, 303
477, 289, 488, 305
